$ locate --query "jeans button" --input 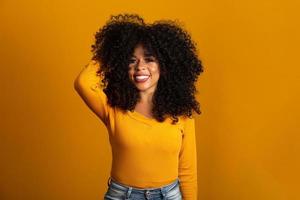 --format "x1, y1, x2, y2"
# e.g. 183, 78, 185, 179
145, 190, 151, 199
